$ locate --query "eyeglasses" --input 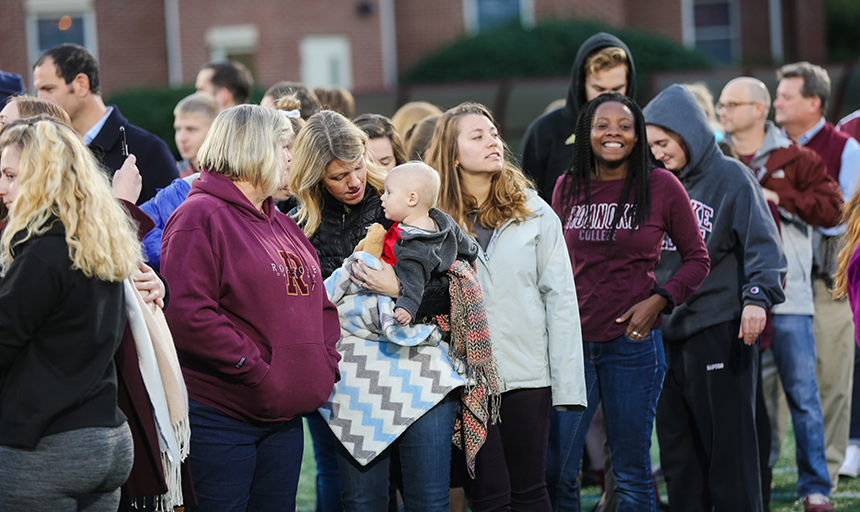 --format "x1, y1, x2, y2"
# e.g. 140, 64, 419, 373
715, 101, 758, 112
